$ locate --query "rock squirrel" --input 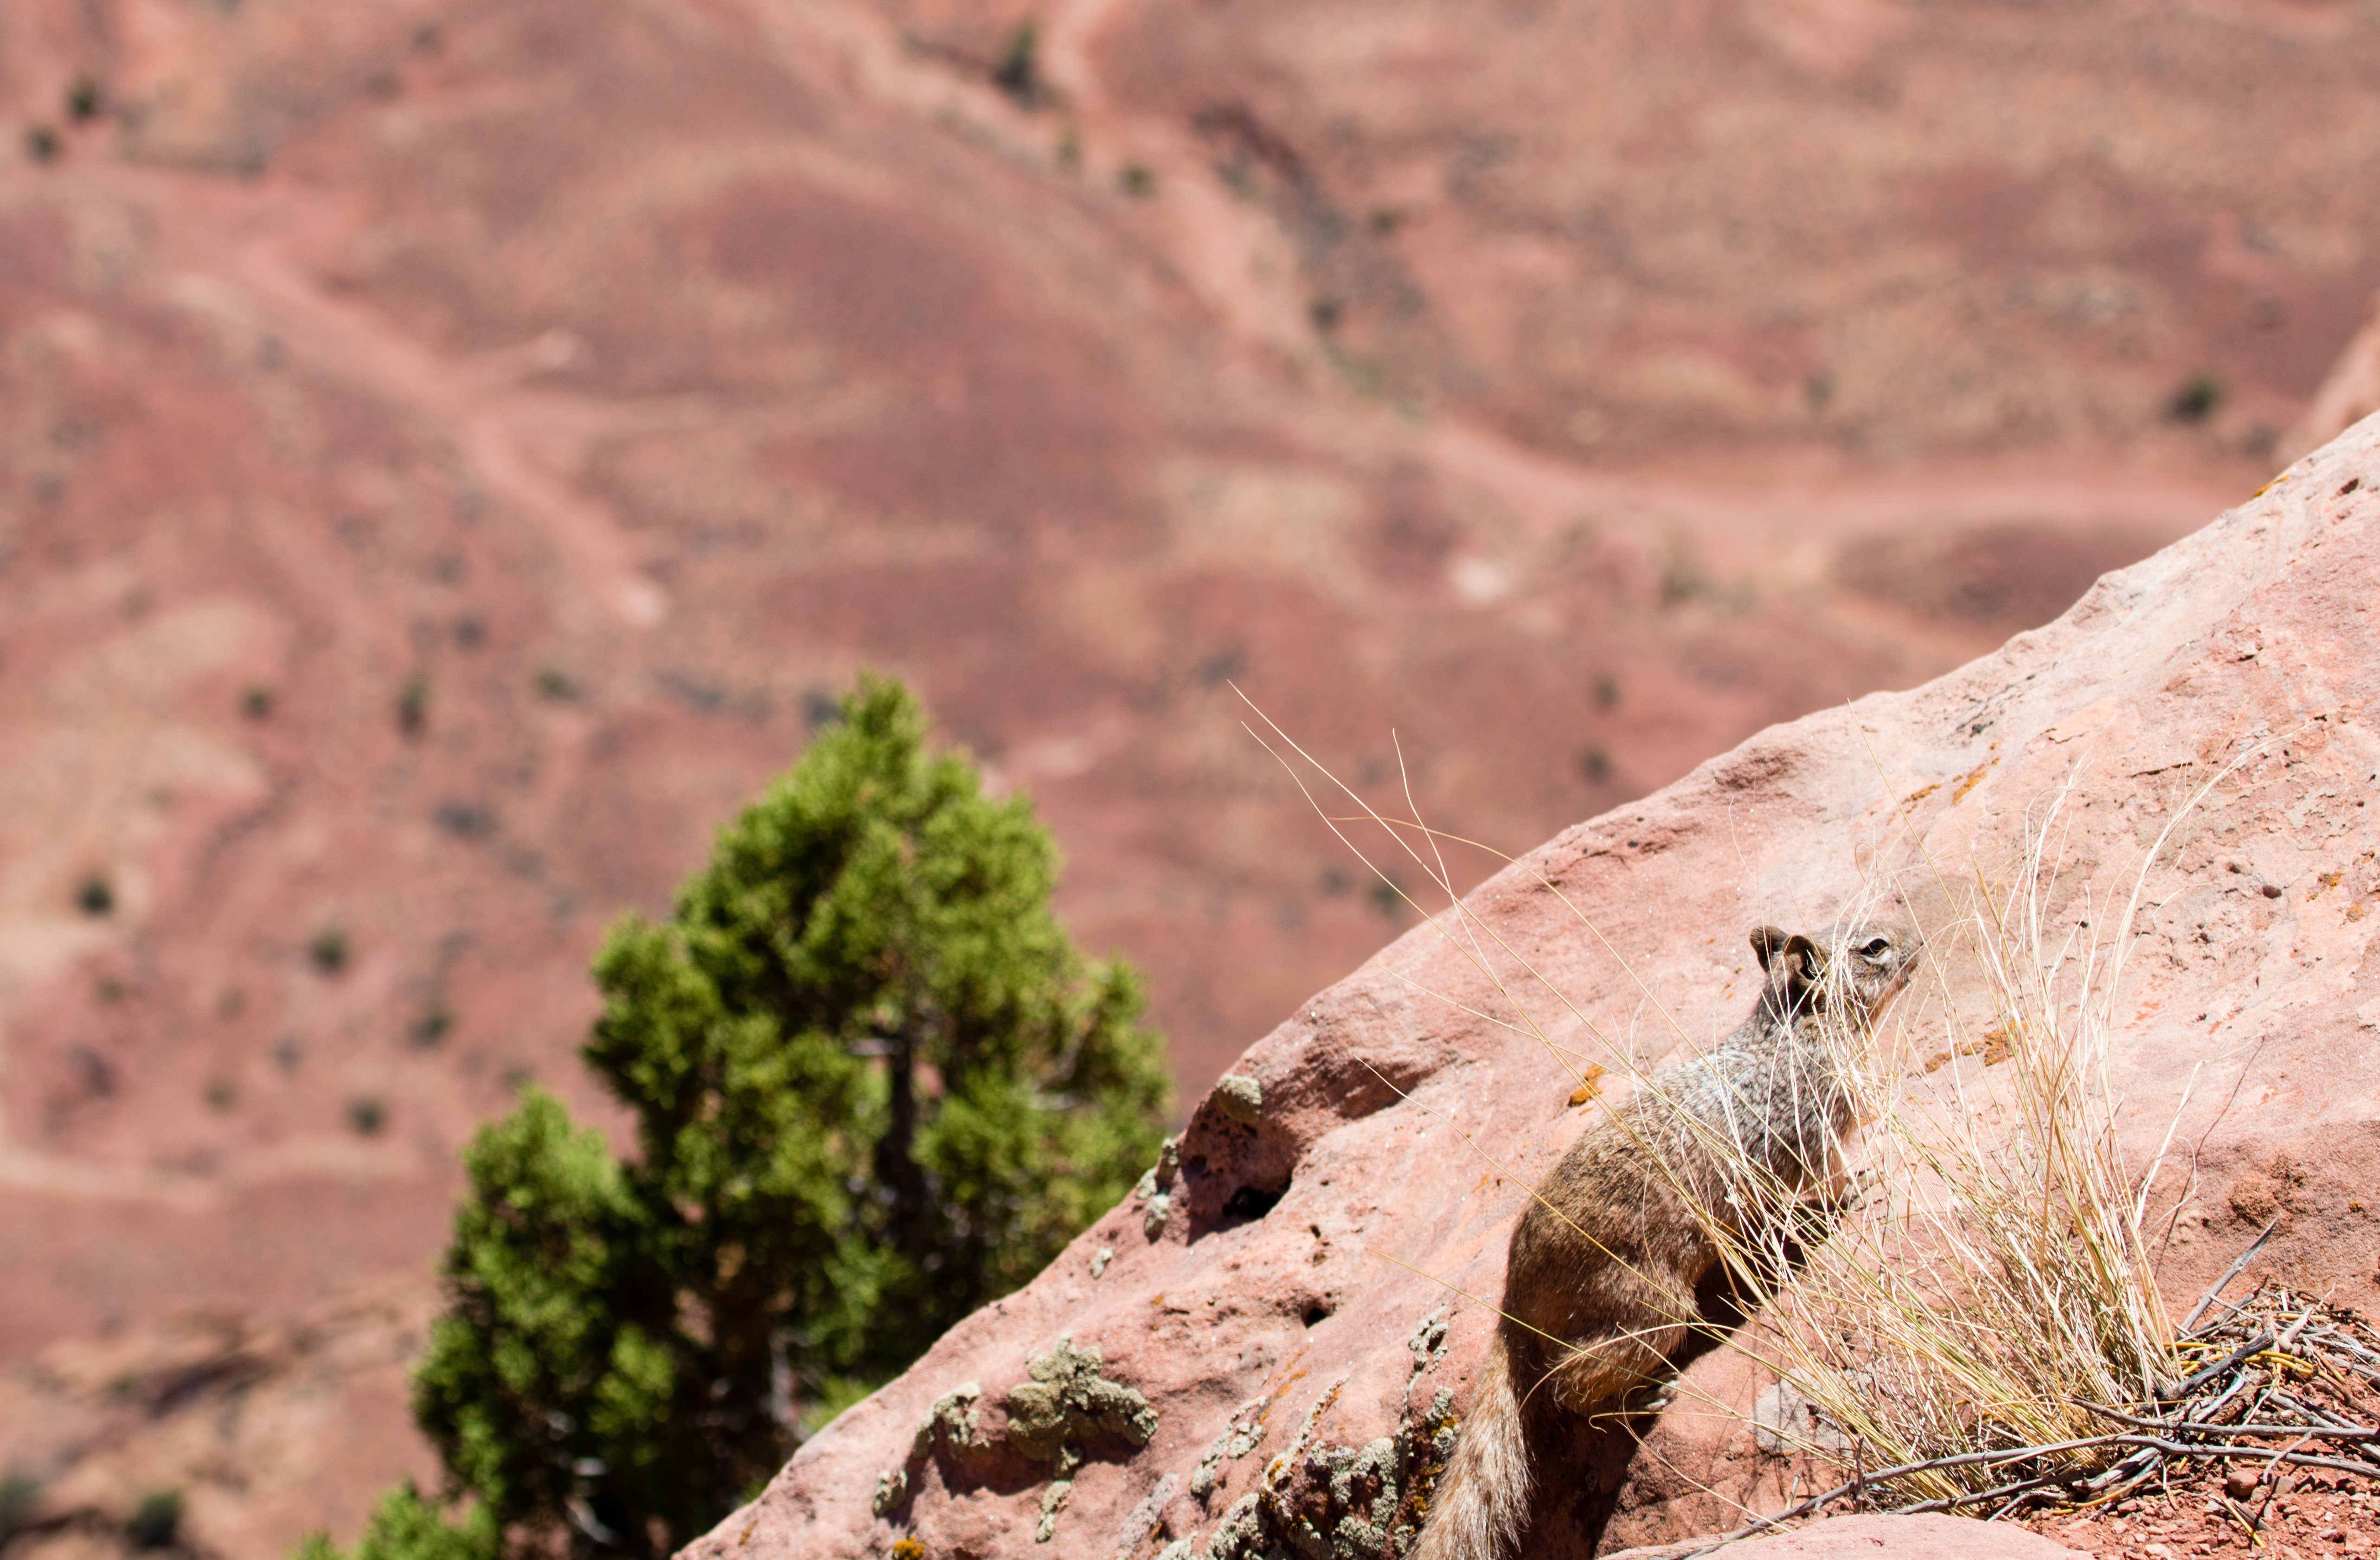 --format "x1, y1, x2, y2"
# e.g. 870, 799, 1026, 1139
1412, 921, 1921, 1560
